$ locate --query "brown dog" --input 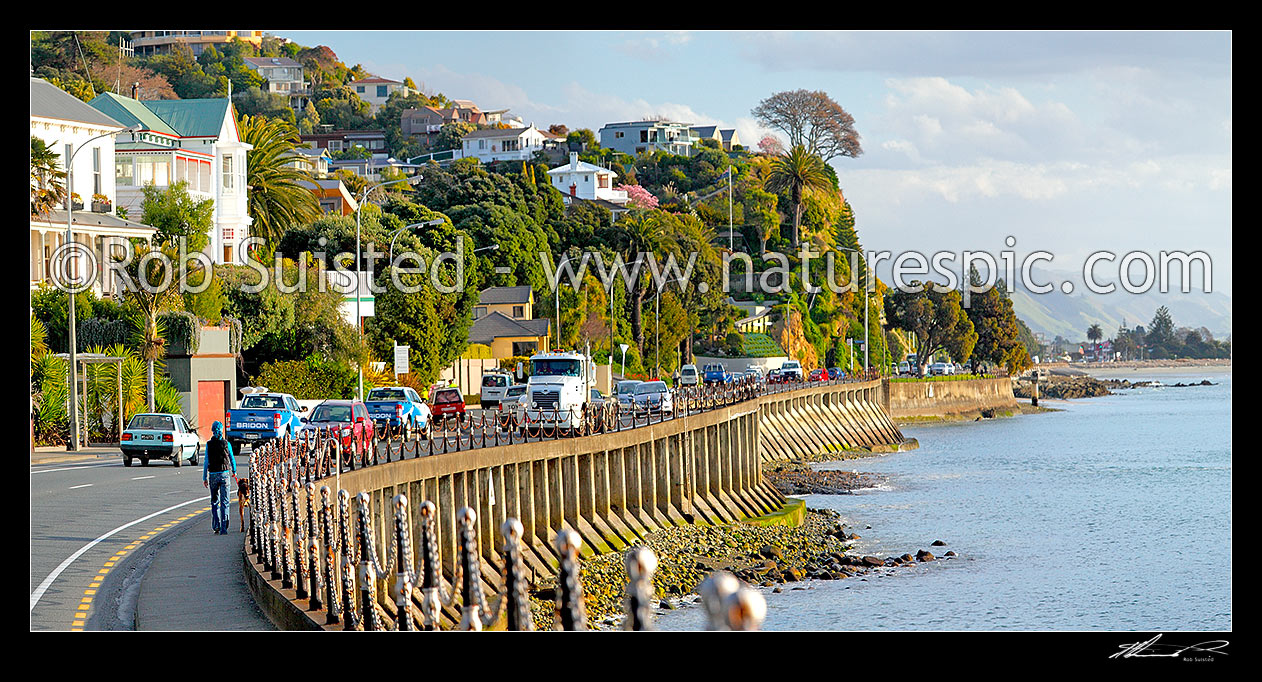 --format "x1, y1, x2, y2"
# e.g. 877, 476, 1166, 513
237, 477, 250, 532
